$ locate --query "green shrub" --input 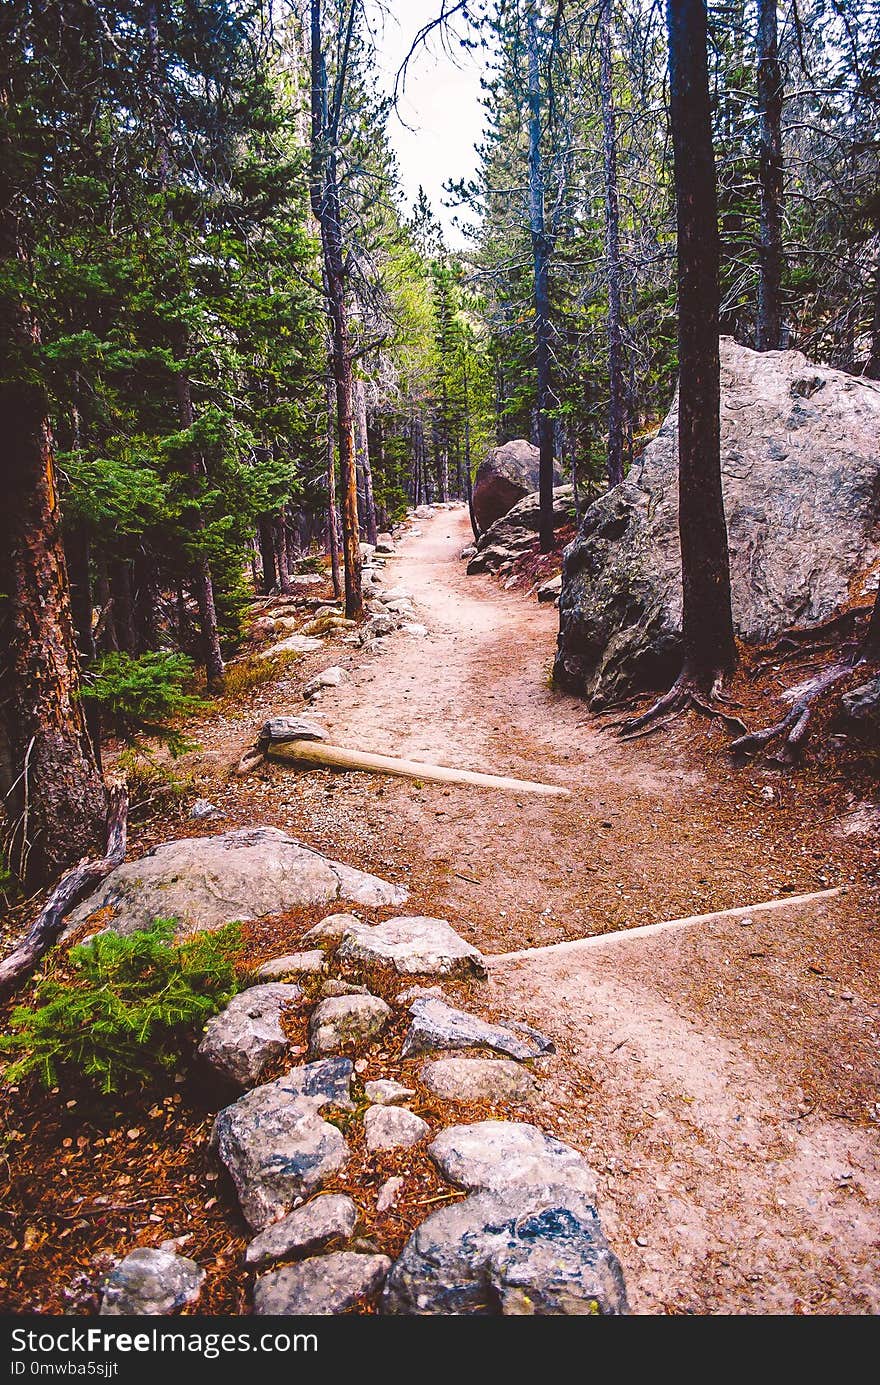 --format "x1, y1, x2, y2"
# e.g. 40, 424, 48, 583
80, 652, 209, 754
0, 920, 241, 1094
